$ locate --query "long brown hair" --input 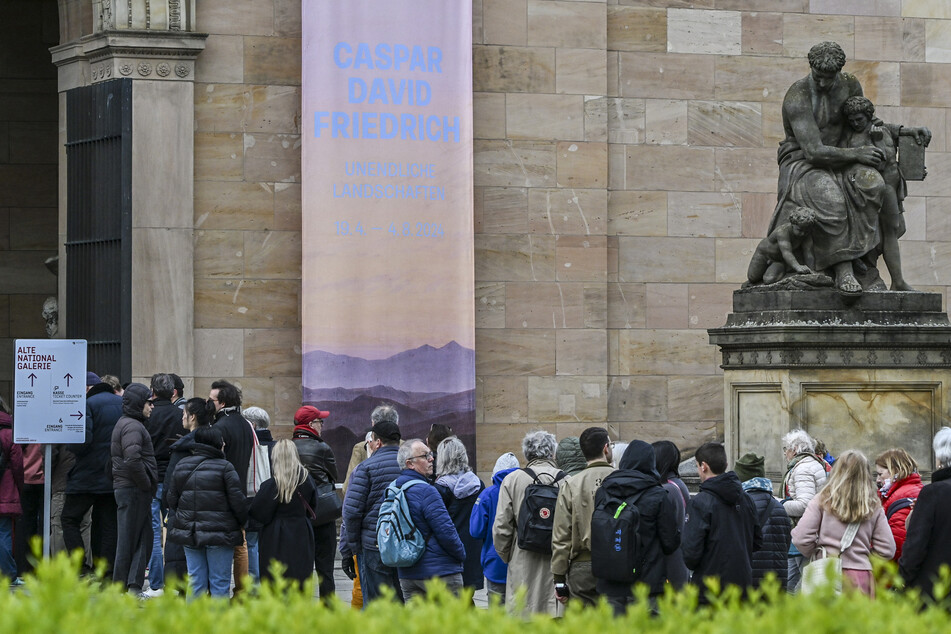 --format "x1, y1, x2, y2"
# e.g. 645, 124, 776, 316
818, 450, 880, 523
